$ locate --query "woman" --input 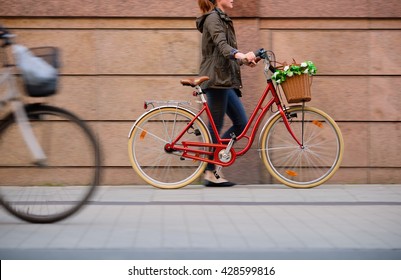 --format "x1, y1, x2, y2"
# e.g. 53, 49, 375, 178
196, 0, 257, 187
